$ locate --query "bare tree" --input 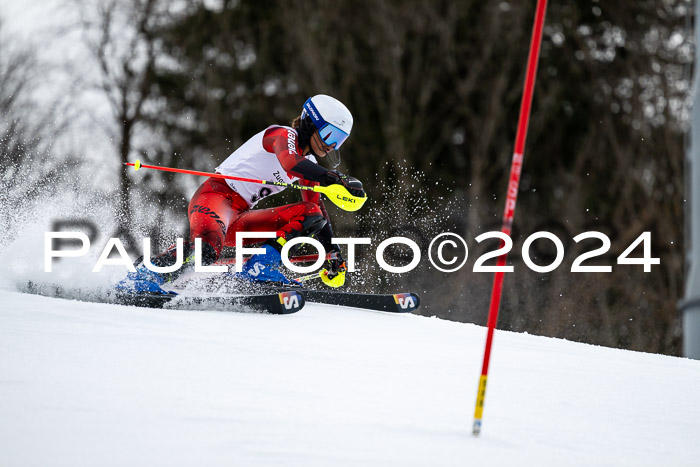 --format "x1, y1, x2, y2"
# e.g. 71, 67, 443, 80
0, 18, 75, 246
73, 0, 169, 238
